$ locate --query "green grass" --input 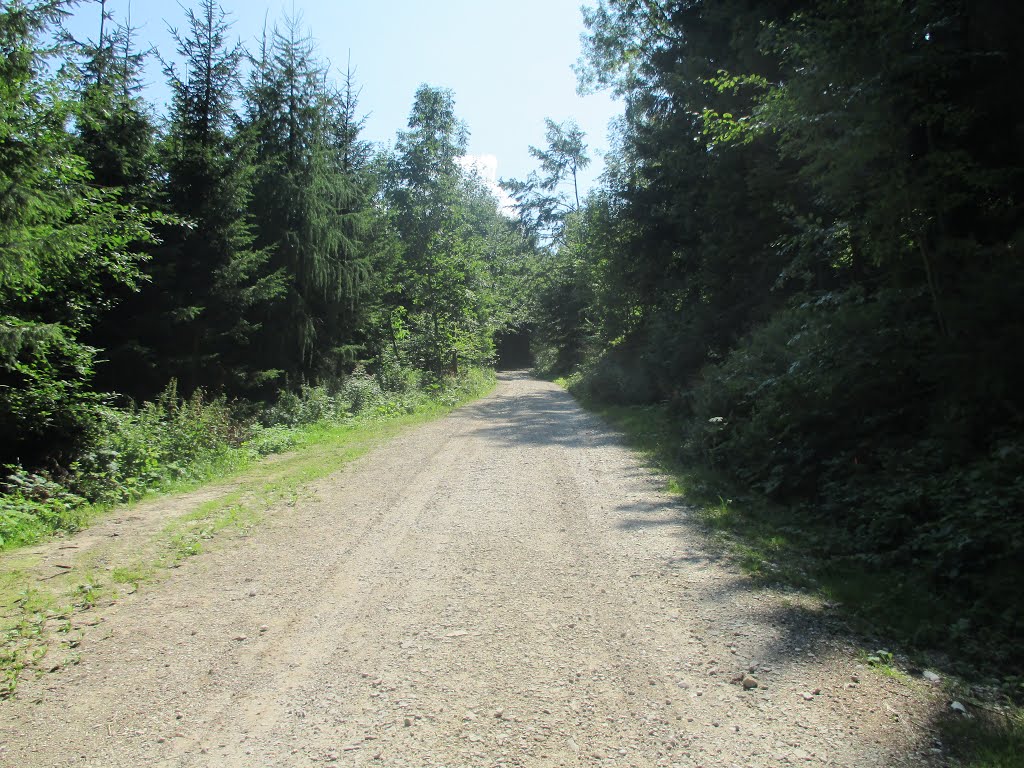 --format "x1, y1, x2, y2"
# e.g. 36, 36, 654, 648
943, 710, 1024, 768
110, 564, 151, 589
857, 648, 913, 682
